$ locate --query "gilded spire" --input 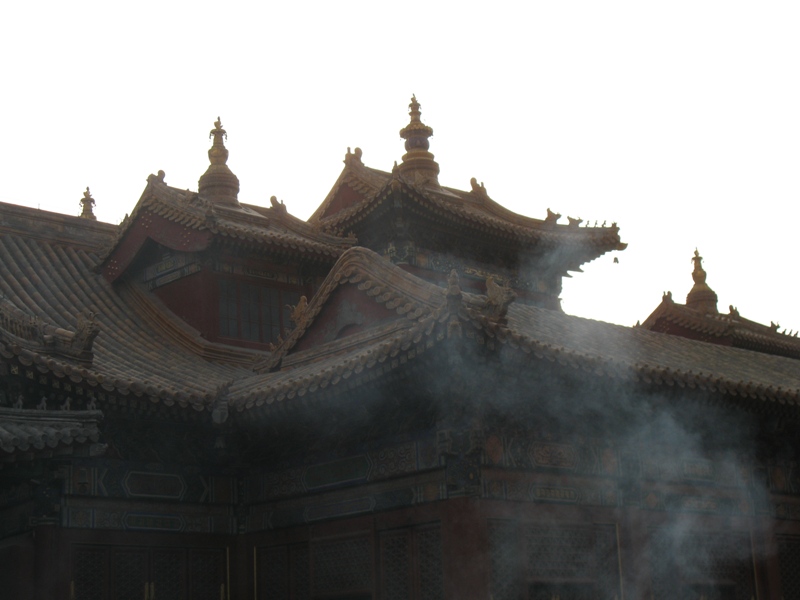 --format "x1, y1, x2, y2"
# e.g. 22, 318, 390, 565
686, 249, 718, 314
198, 117, 240, 206
79, 187, 96, 220
398, 95, 439, 186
